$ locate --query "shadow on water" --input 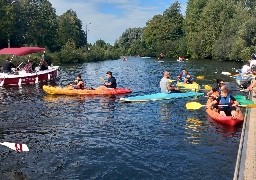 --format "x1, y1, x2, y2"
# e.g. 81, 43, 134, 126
0, 57, 245, 179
